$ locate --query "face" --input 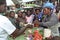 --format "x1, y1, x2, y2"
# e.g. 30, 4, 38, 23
0, 4, 6, 13
18, 11, 22, 17
27, 11, 31, 16
22, 13, 26, 18
36, 10, 40, 14
10, 12, 15, 18
43, 8, 51, 15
